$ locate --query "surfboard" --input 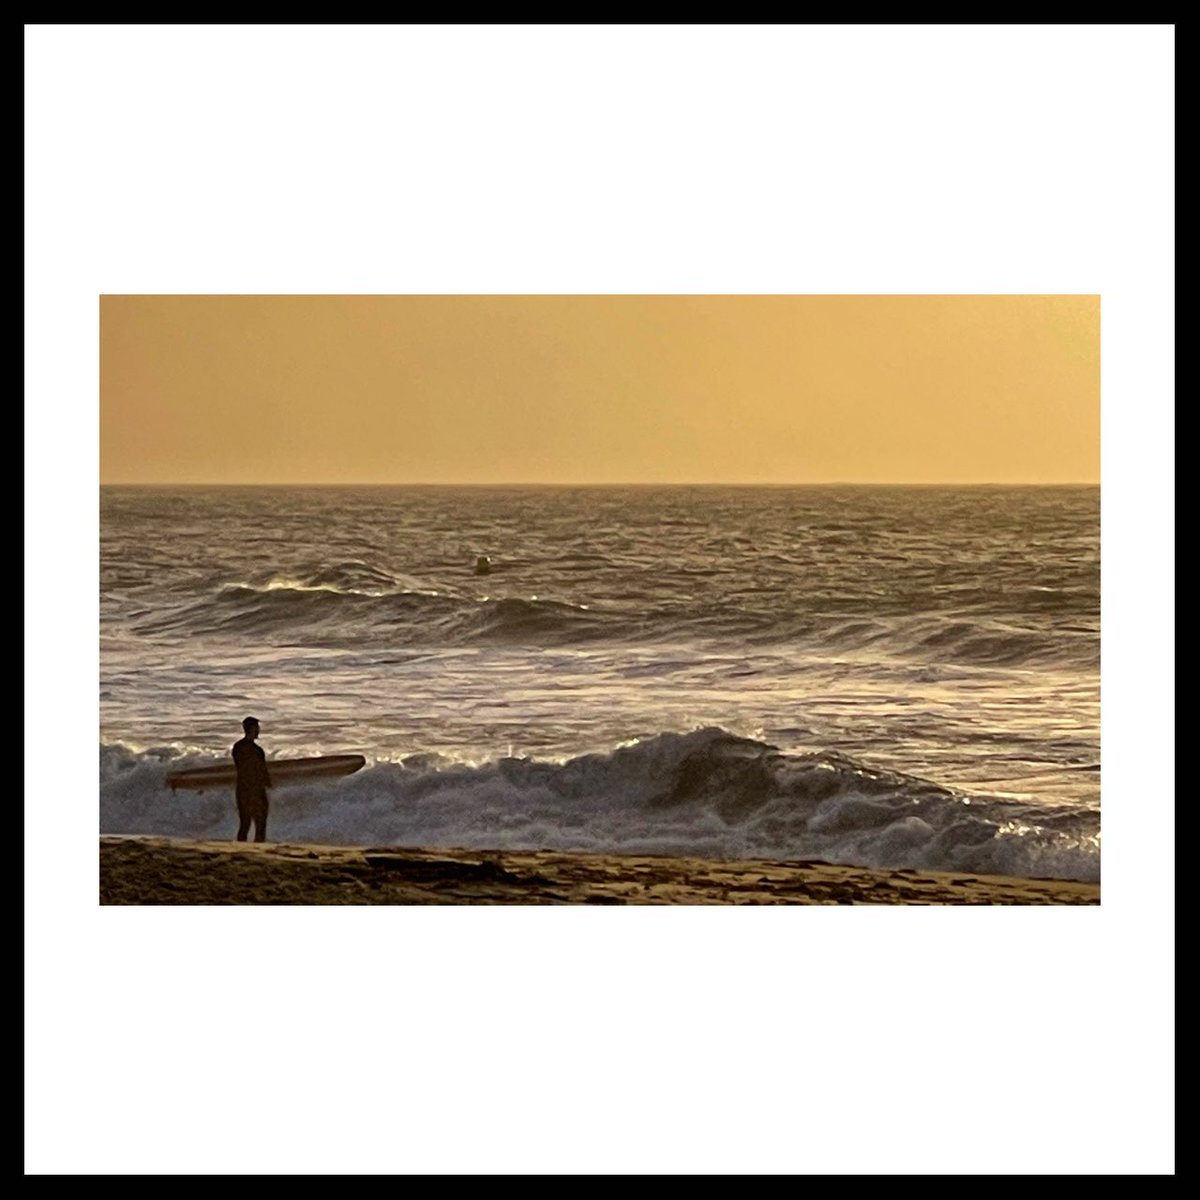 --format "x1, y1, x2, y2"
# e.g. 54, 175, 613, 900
166, 754, 367, 793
